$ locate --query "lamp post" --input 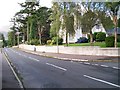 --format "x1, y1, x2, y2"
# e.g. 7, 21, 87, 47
15, 32, 21, 48
56, 30, 59, 53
